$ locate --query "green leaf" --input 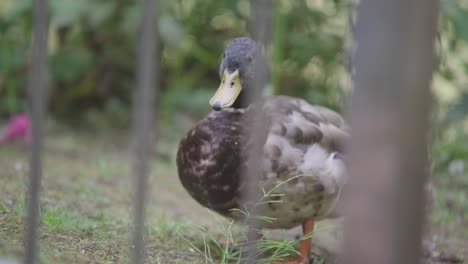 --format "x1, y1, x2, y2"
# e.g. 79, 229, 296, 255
0, 202, 8, 212
50, 0, 87, 27
50, 48, 92, 82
